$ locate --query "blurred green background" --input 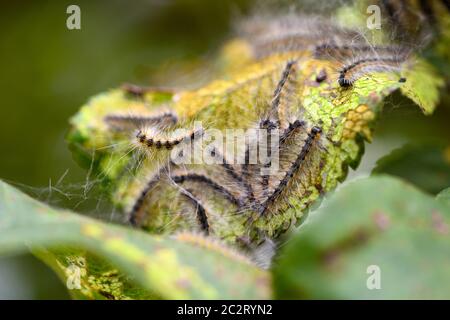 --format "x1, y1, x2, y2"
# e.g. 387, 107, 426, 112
0, 0, 253, 299
0, 0, 449, 299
